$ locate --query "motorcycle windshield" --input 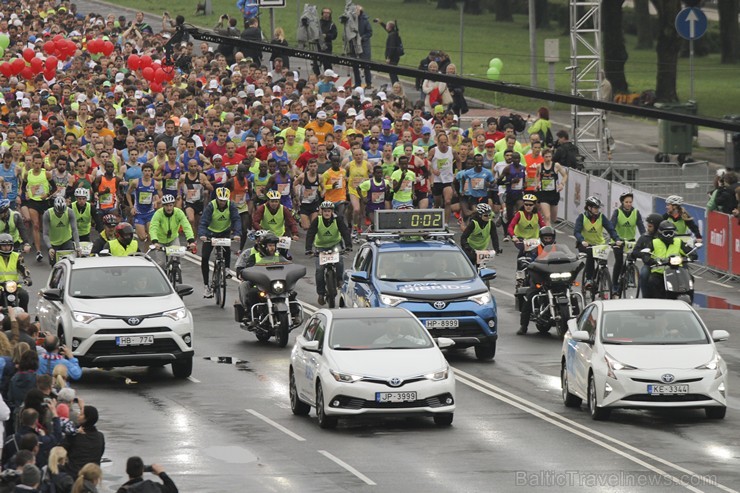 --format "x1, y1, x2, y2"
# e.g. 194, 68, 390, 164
528, 245, 583, 278
243, 263, 307, 290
